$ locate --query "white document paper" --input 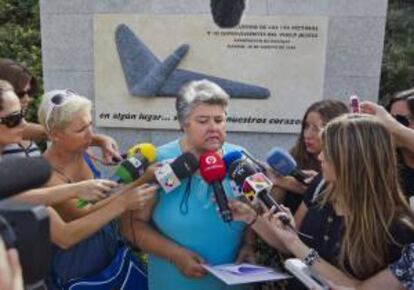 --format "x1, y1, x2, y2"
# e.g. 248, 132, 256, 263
202, 263, 291, 285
